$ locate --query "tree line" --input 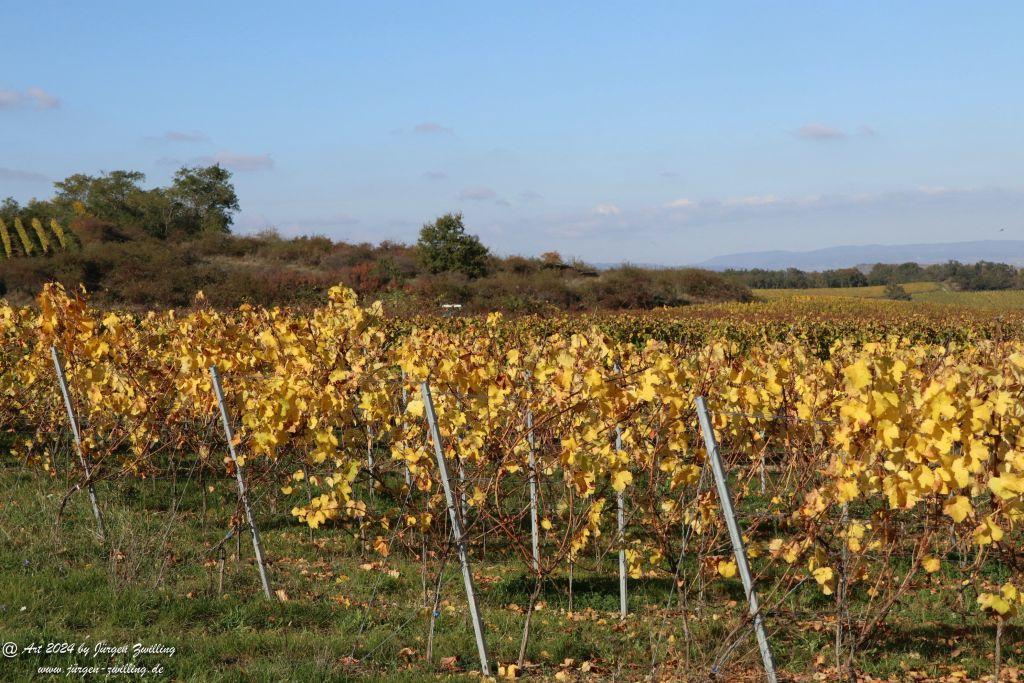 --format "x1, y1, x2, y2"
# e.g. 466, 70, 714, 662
0, 168, 750, 311
1, 166, 238, 246
722, 261, 1024, 292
